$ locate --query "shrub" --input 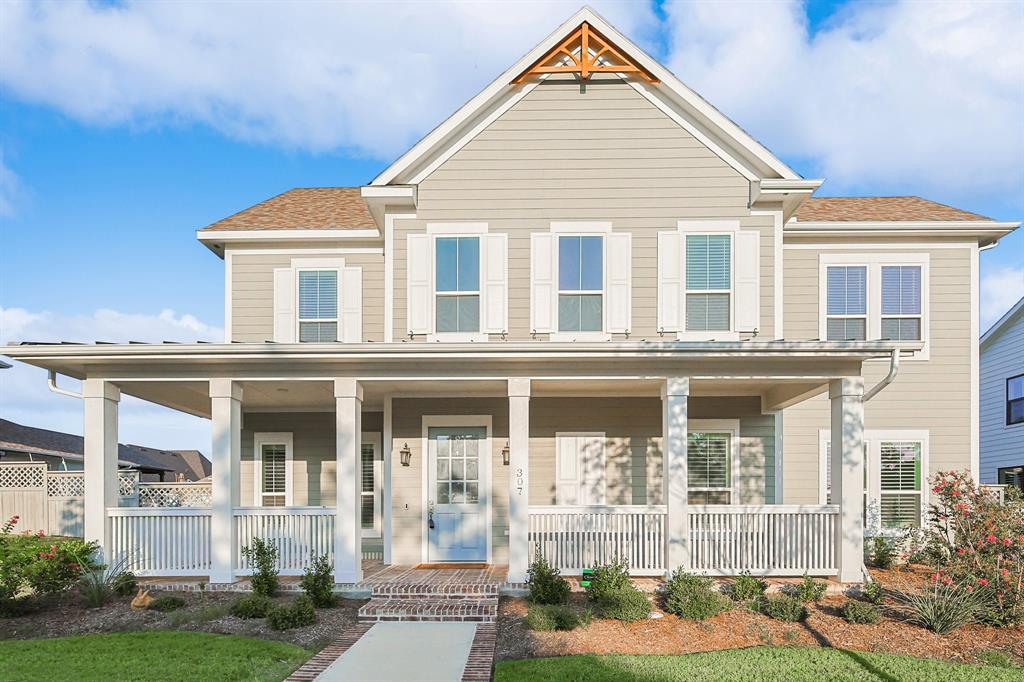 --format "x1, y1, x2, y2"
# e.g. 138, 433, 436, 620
148, 595, 187, 612
267, 595, 316, 630
730, 572, 767, 601
526, 552, 570, 605
842, 599, 881, 624
242, 537, 279, 597
596, 585, 650, 623
77, 556, 134, 608
525, 604, 591, 631
1, 517, 99, 608
662, 570, 731, 621
231, 594, 274, 619
867, 536, 896, 569
584, 557, 631, 603
792, 574, 827, 603
757, 595, 808, 622
111, 571, 137, 597
923, 471, 1024, 625
897, 580, 980, 634
300, 554, 336, 608
862, 580, 885, 605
